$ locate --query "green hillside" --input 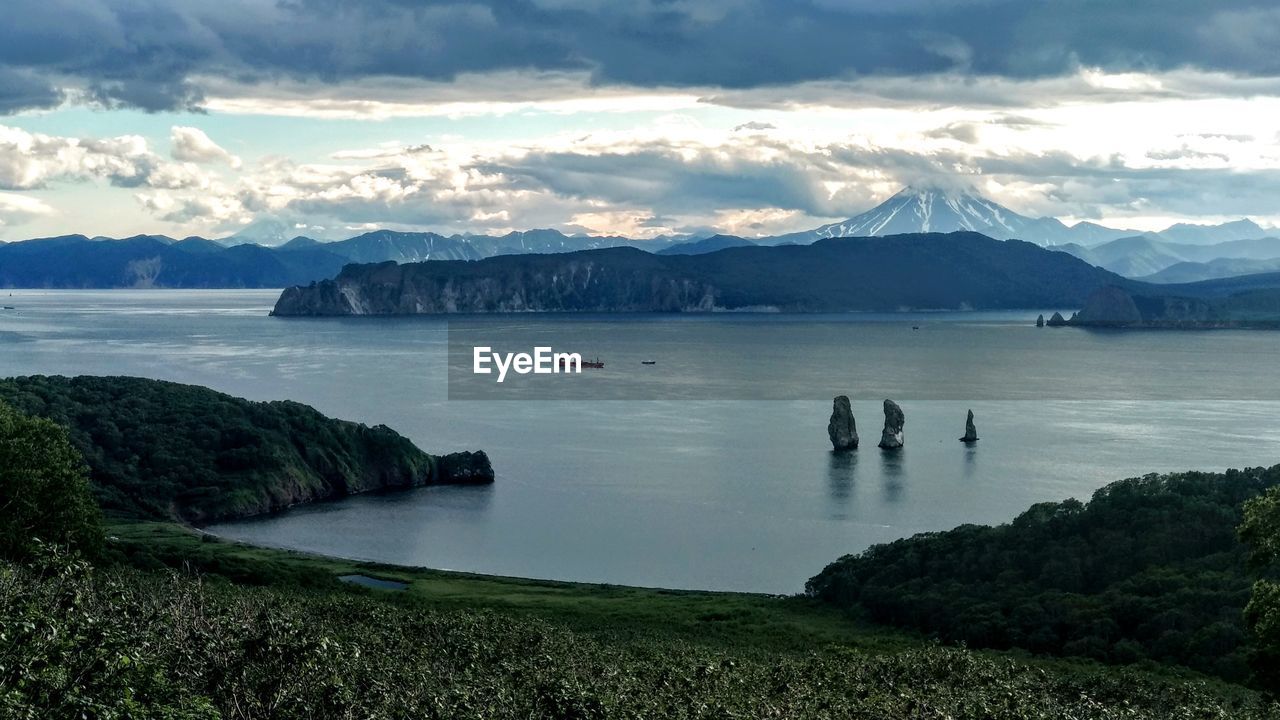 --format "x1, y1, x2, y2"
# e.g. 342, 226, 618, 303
807, 467, 1280, 683
0, 376, 491, 523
